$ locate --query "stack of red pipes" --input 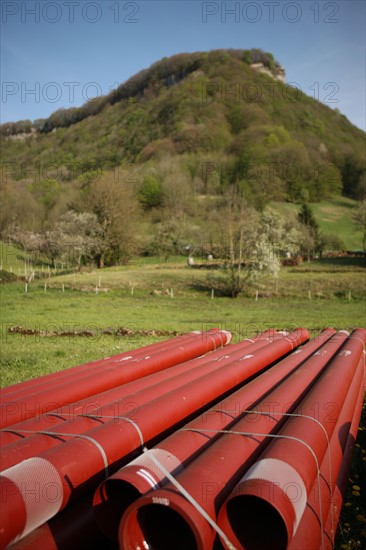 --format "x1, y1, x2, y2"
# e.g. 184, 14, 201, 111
0, 326, 364, 550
